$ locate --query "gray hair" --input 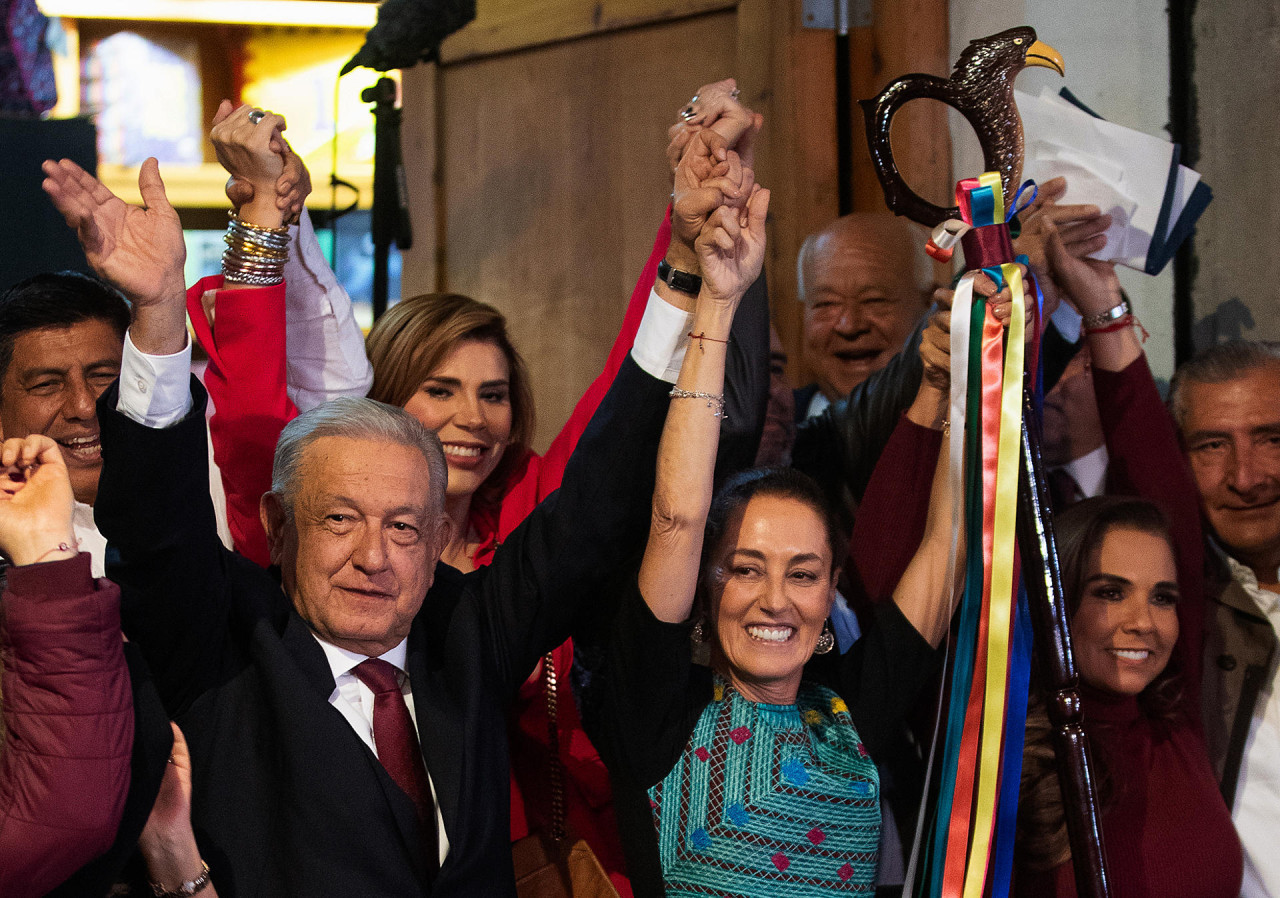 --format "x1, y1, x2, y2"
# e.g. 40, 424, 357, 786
795, 214, 934, 304
270, 397, 449, 518
1169, 340, 1280, 430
